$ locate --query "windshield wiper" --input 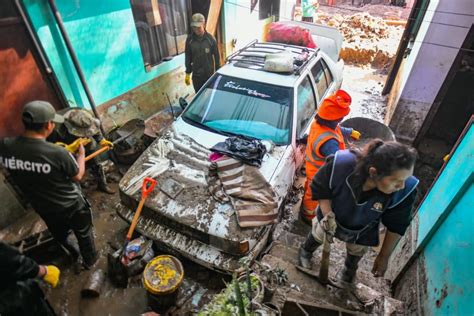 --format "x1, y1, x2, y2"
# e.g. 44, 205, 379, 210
182, 117, 260, 140
182, 116, 231, 137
